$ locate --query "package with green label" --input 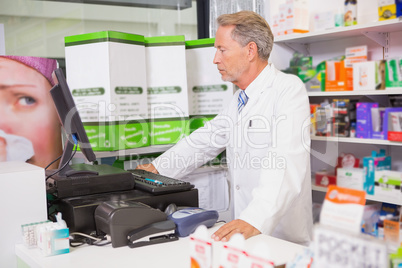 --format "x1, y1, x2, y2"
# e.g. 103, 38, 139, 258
145, 35, 189, 145
185, 38, 234, 133
65, 31, 149, 151
385, 57, 402, 89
